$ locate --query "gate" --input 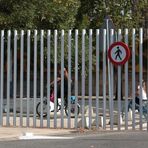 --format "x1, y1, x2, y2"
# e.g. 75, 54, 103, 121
0, 28, 148, 131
